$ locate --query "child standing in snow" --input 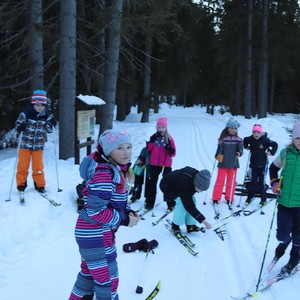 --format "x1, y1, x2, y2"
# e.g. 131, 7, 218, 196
69, 129, 139, 300
243, 124, 278, 206
160, 167, 212, 233
212, 117, 243, 206
129, 146, 149, 203
15, 90, 57, 194
144, 117, 176, 212
268, 122, 300, 277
